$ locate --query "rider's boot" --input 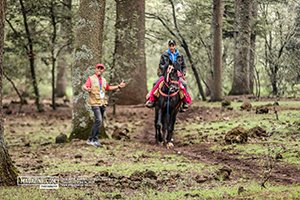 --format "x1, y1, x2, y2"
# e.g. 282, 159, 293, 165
182, 102, 189, 109
179, 102, 189, 112
145, 100, 155, 108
